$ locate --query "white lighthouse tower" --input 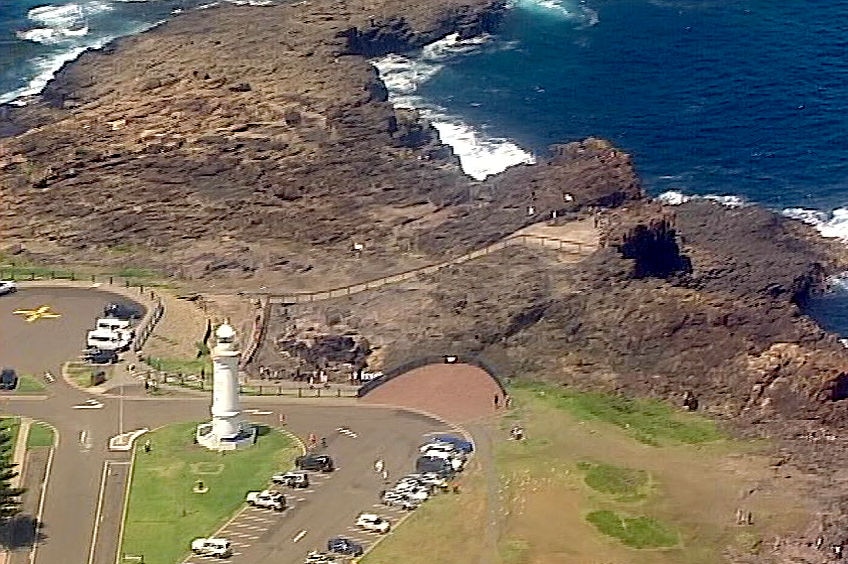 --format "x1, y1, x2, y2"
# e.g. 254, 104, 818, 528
196, 323, 255, 450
